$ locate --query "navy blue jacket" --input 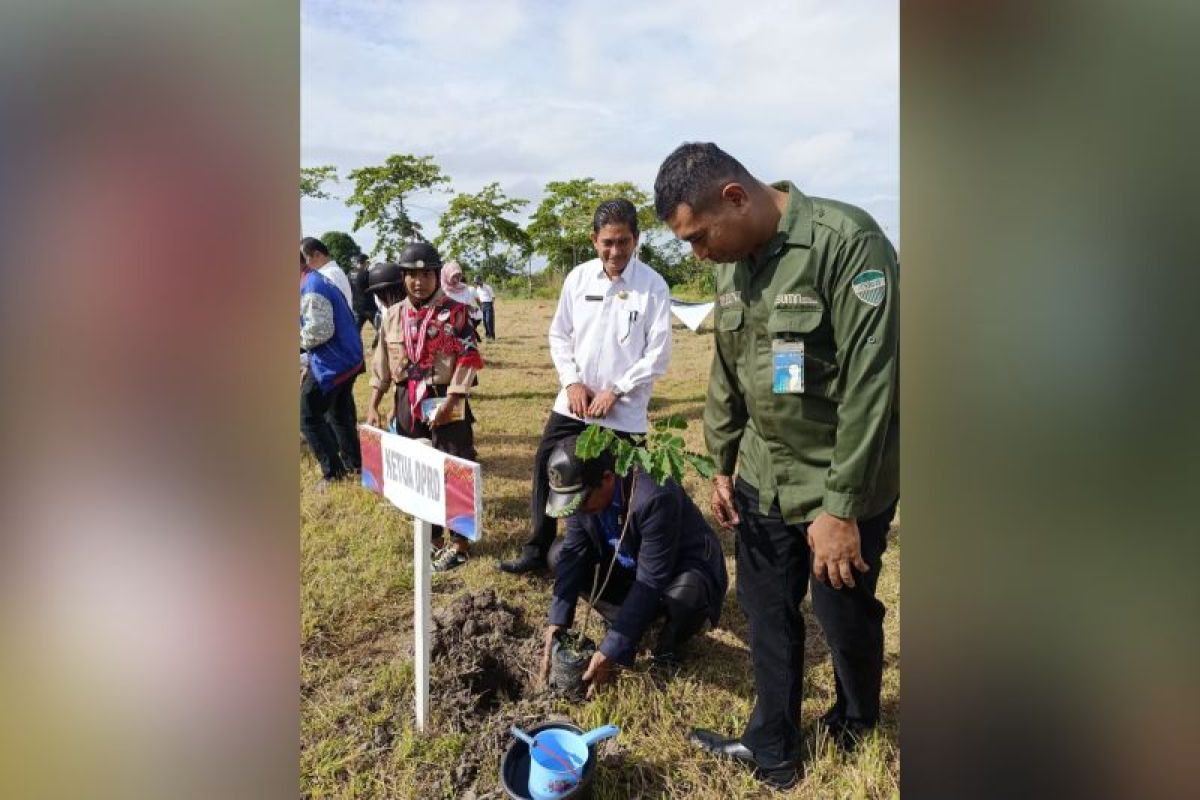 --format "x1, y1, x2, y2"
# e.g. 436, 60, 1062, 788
549, 472, 728, 665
